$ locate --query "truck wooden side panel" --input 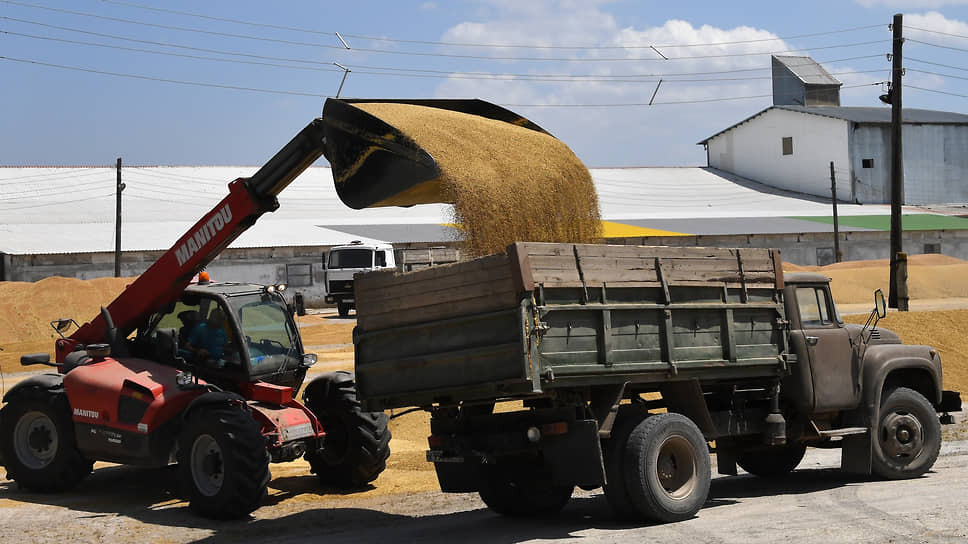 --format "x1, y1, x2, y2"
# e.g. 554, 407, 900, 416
354, 243, 789, 410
